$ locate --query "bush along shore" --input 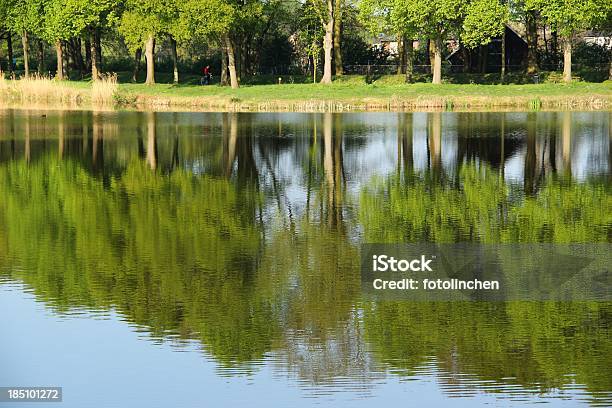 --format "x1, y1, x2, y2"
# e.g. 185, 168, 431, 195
1, 74, 611, 112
